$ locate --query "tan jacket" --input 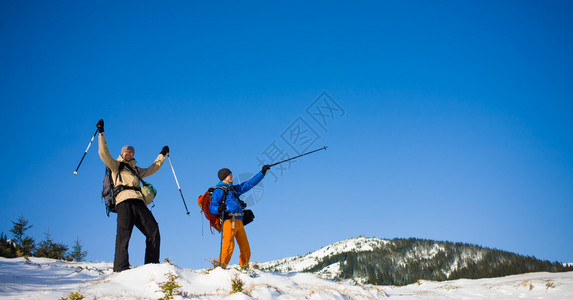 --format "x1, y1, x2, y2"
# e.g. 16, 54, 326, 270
98, 133, 165, 205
